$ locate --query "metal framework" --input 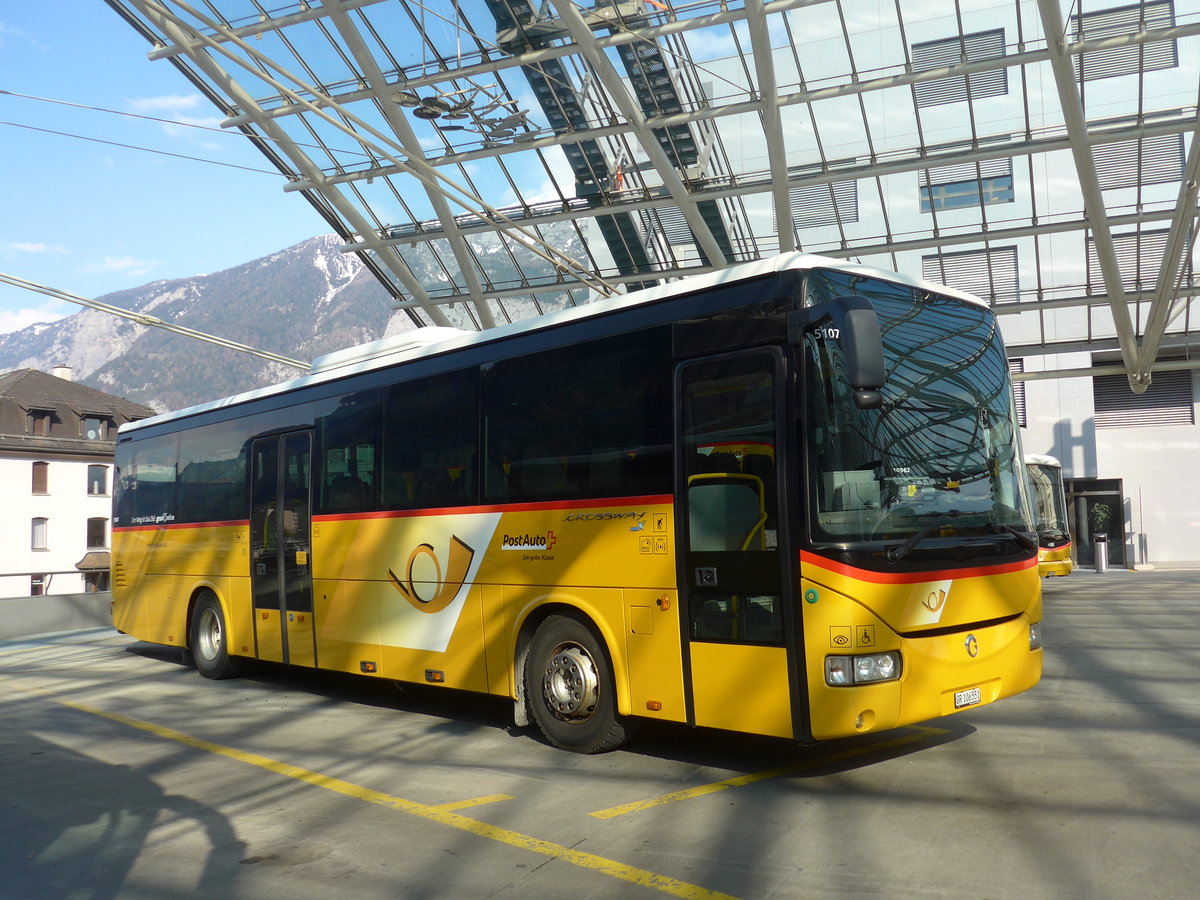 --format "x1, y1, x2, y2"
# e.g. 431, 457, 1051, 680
105, 0, 1200, 389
